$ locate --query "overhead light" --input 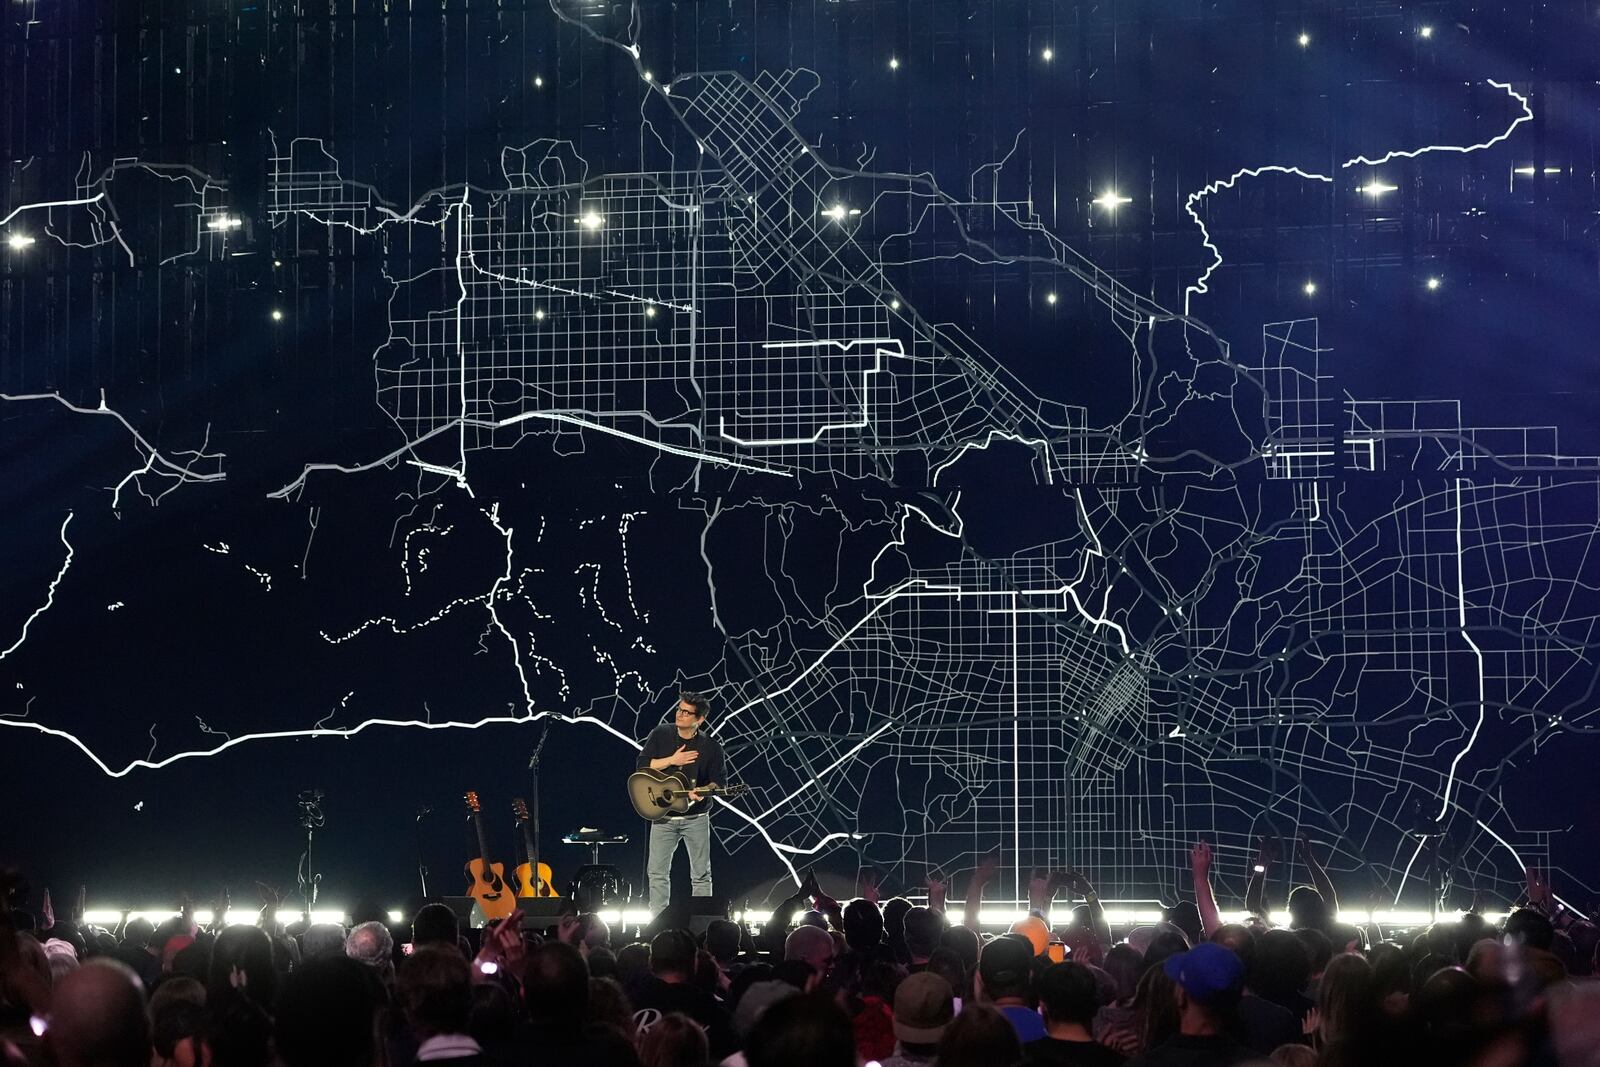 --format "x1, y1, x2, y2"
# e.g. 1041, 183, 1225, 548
271, 309, 285, 321
534, 309, 546, 321
206, 216, 243, 231
1419, 25, 1433, 38
821, 205, 847, 221
1357, 180, 1398, 196
578, 211, 604, 229
1303, 281, 1318, 296
1045, 292, 1058, 305
1092, 191, 1132, 209
889, 298, 900, 309
644, 306, 656, 317
1426, 276, 1442, 291
1297, 32, 1311, 47
6, 233, 37, 249
643, 71, 652, 82
1042, 48, 1054, 61
888, 57, 900, 71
